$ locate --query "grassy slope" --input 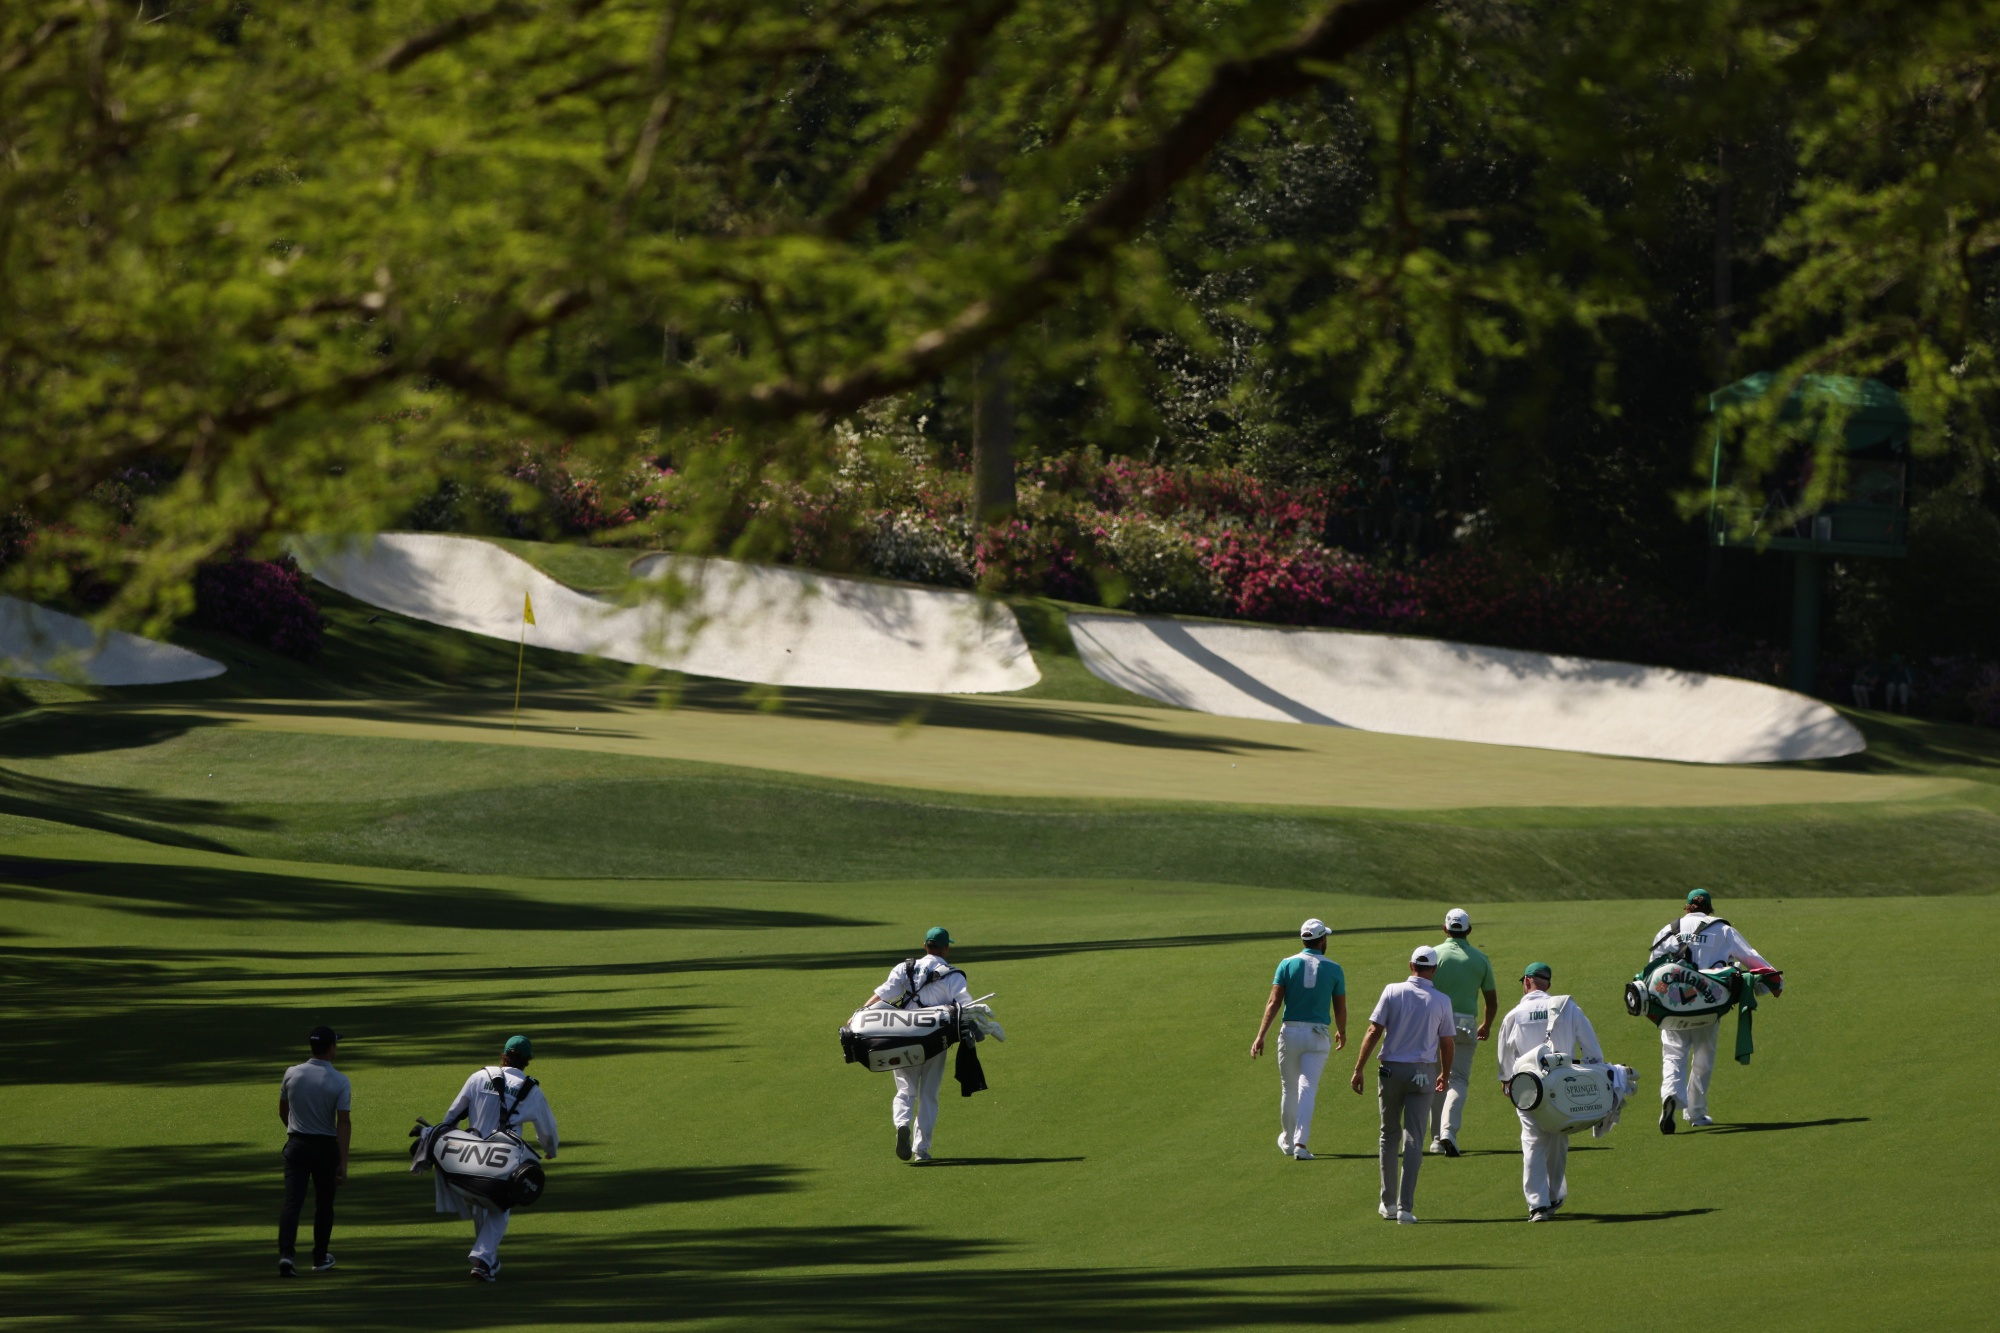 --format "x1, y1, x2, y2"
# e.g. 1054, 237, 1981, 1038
0, 843, 1991, 1331
0, 563, 1994, 897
